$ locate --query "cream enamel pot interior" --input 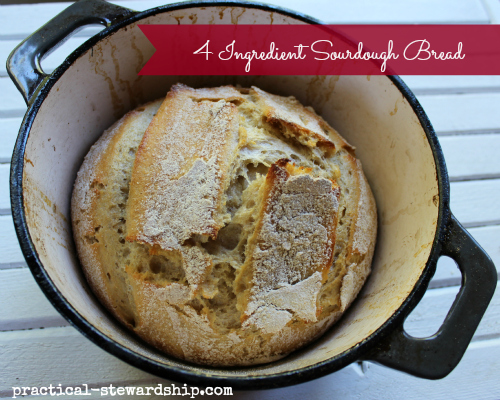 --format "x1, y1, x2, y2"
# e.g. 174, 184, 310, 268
8, 0, 497, 389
